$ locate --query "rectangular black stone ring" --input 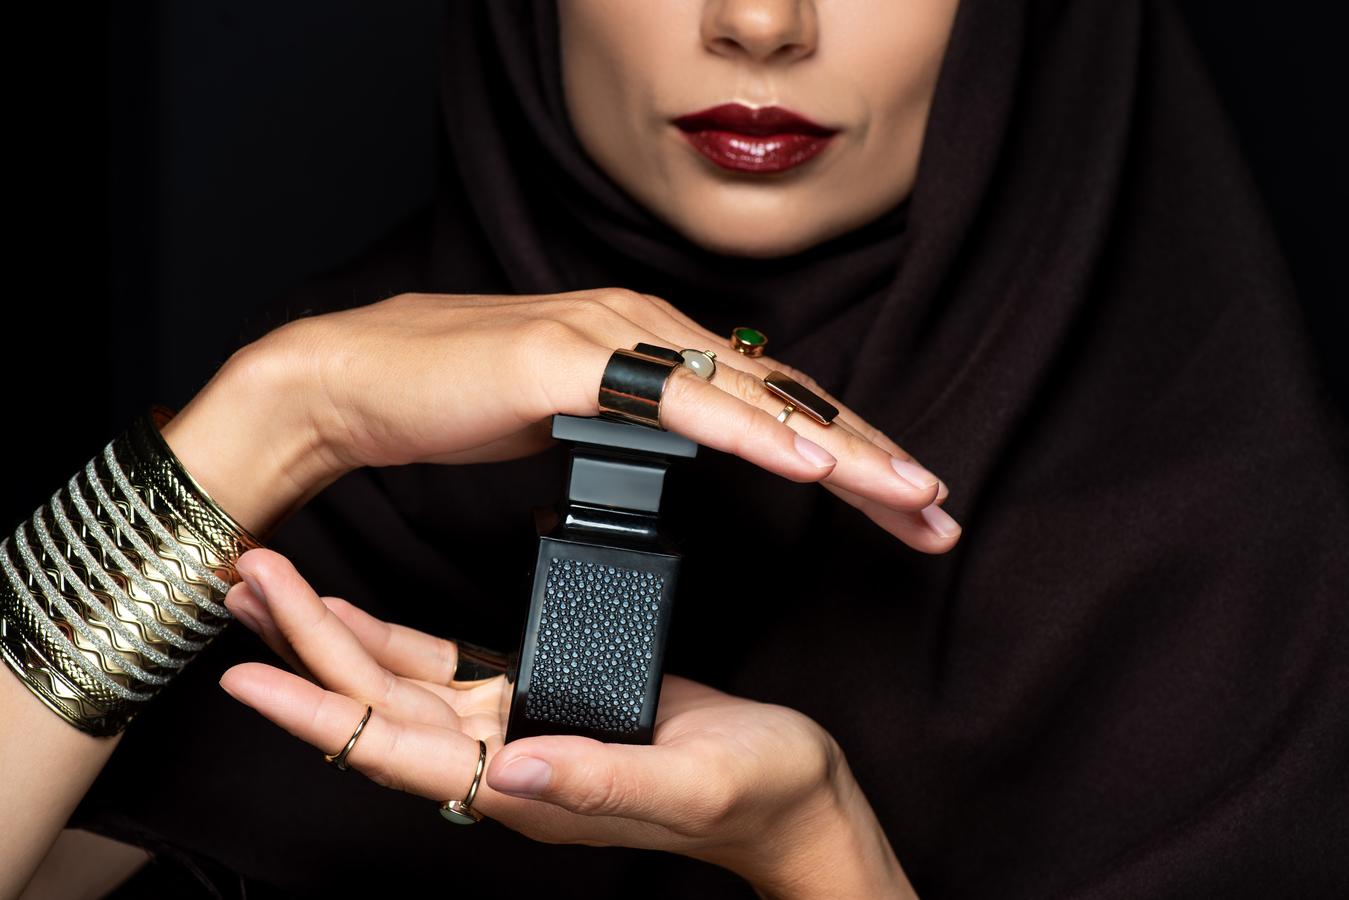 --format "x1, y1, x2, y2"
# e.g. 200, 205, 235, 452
762, 370, 840, 425
598, 348, 679, 429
